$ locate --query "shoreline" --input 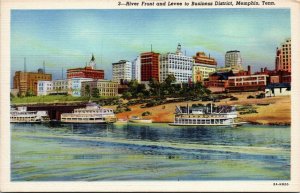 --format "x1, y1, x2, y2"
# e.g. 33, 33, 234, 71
11, 93, 291, 126
120, 121, 291, 126
116, 94, 291, 126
